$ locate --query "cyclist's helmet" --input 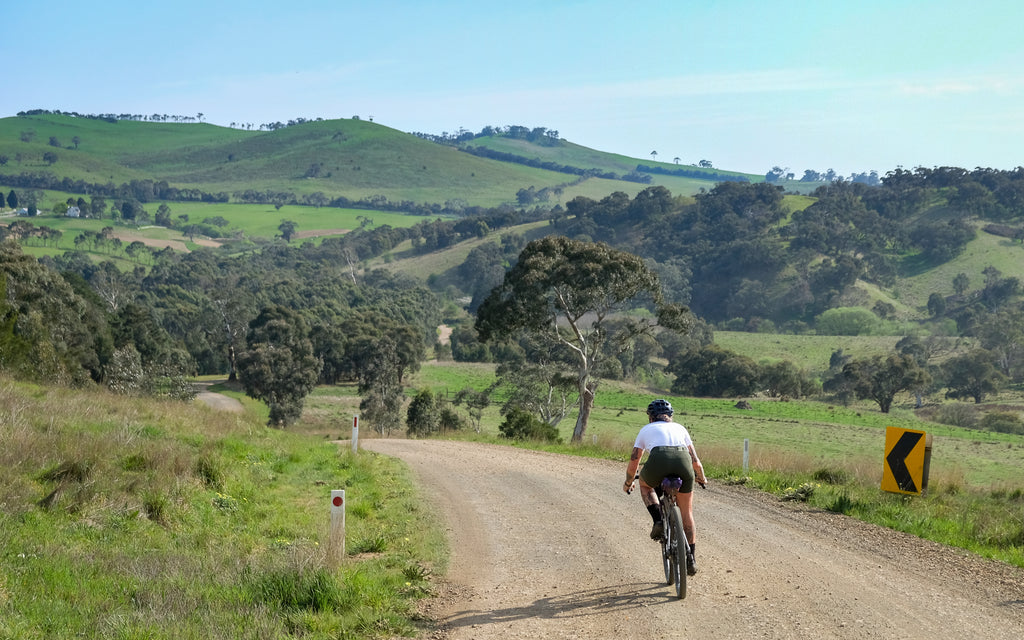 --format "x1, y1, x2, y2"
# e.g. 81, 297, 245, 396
647, 399, 673, 416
